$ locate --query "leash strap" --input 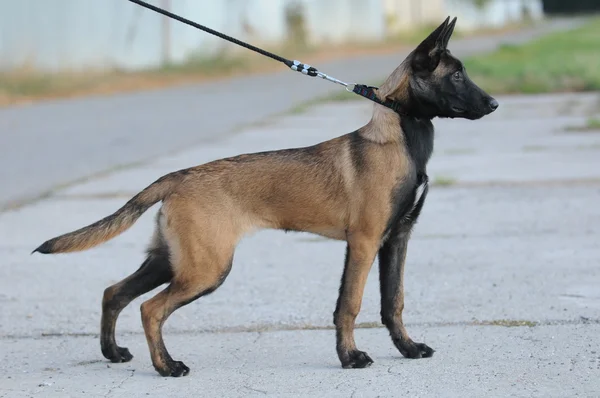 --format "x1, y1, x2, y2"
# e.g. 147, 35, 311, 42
127, 0, 405, 114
